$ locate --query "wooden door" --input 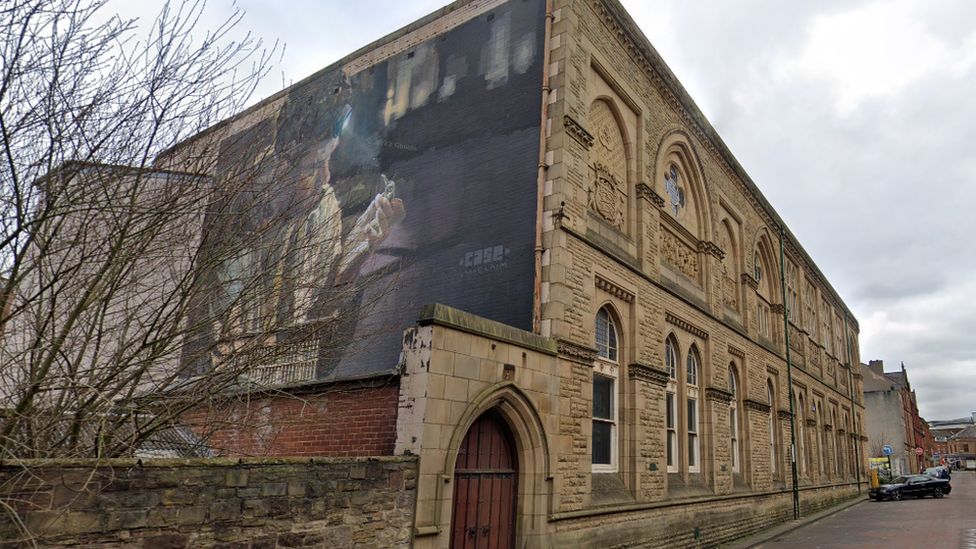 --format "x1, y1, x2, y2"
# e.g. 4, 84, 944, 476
450, 411, 517, 549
